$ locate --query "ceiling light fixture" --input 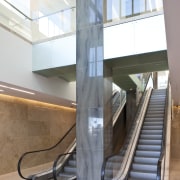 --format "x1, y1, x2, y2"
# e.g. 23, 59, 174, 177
0, 85, 35, 95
